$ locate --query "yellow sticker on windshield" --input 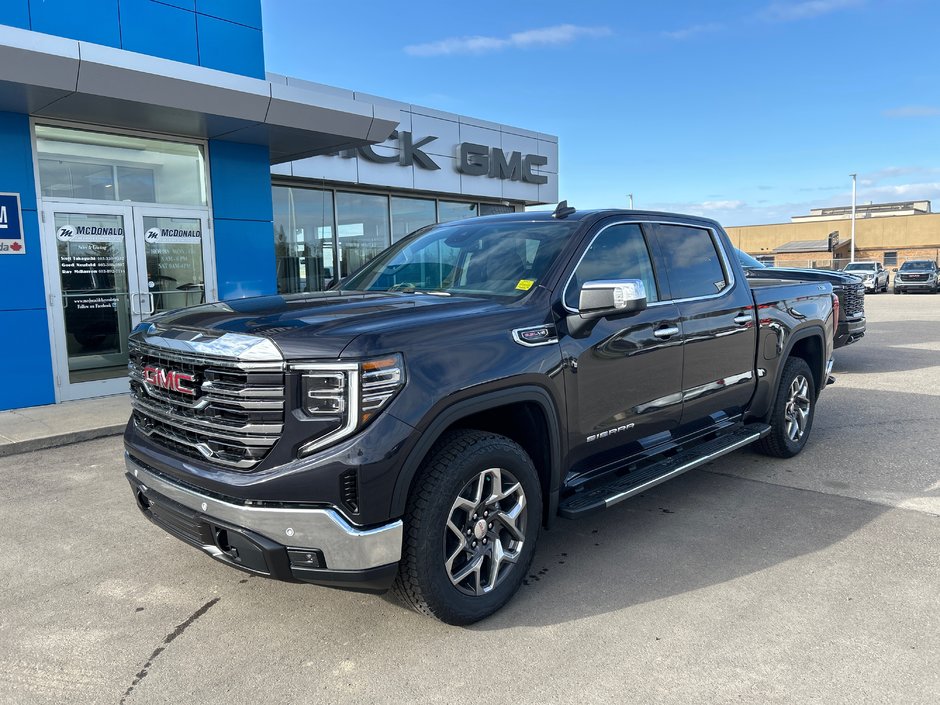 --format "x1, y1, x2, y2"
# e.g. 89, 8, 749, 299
515, 279, 535, 291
